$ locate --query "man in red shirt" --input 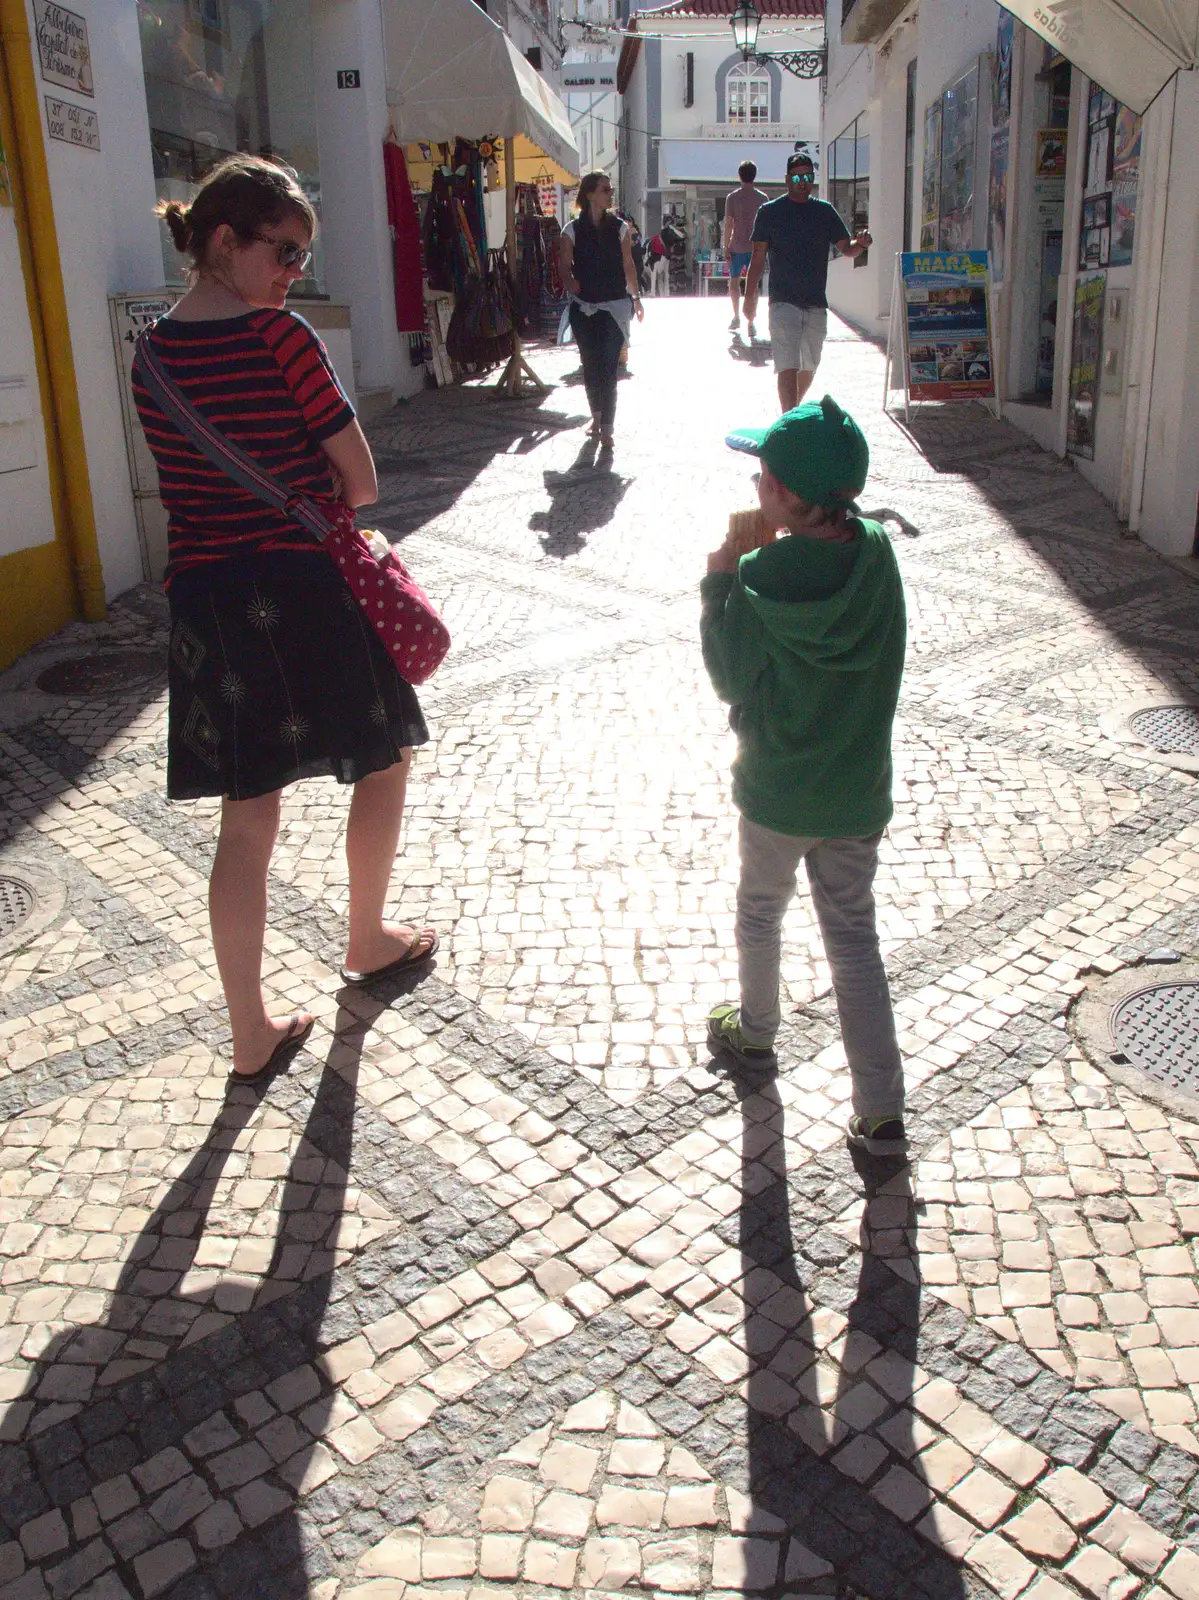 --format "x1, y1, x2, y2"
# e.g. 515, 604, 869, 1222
723, 161, 768, 337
